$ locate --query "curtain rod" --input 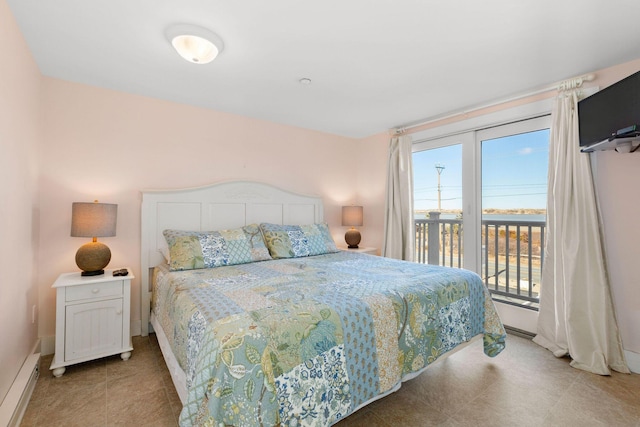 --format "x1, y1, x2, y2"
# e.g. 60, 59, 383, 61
391, 73, 596, 135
